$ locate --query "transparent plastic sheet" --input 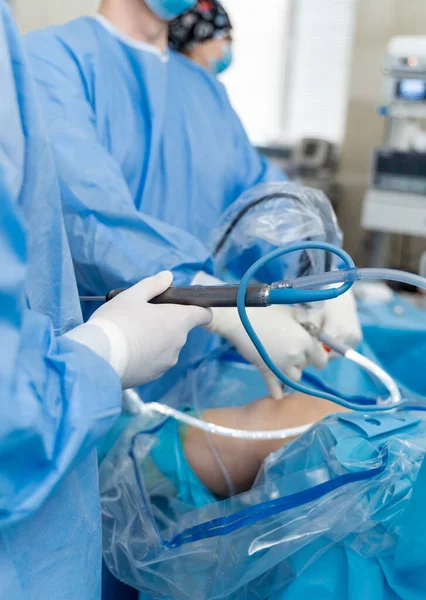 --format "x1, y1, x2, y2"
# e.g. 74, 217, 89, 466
136, 354, 269, 412
100, 363, 426, 600
210, 182, 343, 283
